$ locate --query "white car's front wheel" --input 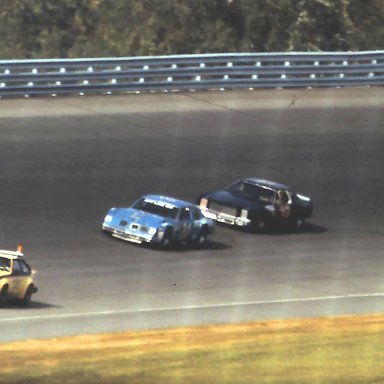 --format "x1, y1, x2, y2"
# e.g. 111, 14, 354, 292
21, 285, 34, 307
0, 286, 8, 308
